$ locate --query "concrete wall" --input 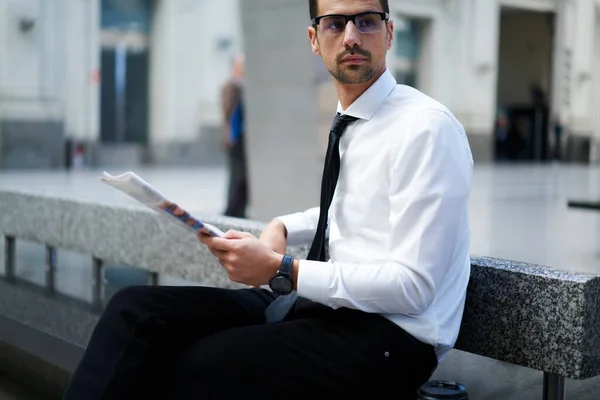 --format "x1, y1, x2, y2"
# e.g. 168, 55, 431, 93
567, 0, 596, 135
63, 0, 100, 143
0, 0, 65, 169
391, 0, 500, 162
0, 0, 100, 169
595, 10, 600, 139
587, 4, 600, 161
388, 0, 600, 163
241, 0, 322, 221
